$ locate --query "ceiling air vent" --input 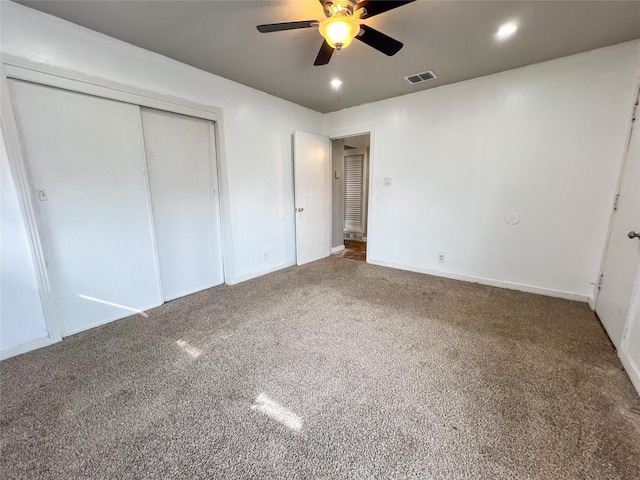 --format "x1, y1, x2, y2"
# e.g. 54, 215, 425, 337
405, 70, 437, 85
